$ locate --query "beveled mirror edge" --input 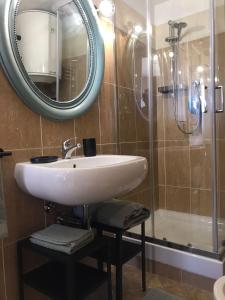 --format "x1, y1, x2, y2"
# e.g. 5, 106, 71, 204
0, 0, 105, 121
